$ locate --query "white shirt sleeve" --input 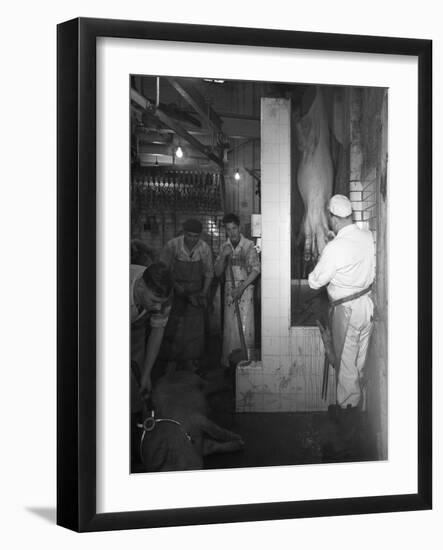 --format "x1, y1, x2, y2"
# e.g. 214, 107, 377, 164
308, 243, 337, 290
